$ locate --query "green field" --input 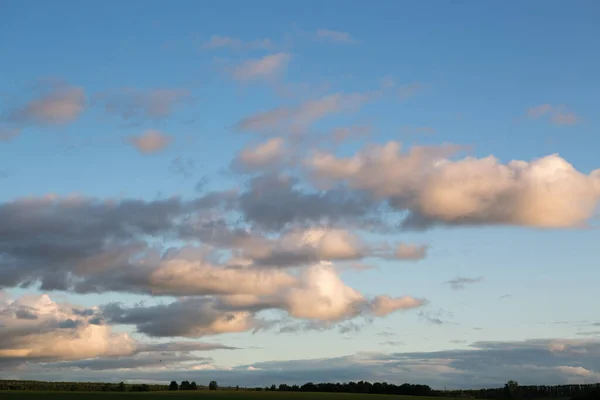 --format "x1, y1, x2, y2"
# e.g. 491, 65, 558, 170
0, 392, 457, 400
